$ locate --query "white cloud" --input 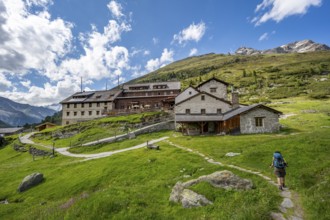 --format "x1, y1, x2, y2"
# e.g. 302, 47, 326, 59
0, 0, 72, 75
253, 0, 322, 26
259, 32, 269, 41
173, 22, 206, 45
145, 48, 174, 72
0, 73, 12, 91
0, 0, 134, 106
107, 1, 124, 19
0, 76, 80, 106
189, 48, 198, 56
144, 50, 150, 56
21, 80, 31, 88
58, 20, 131, 81
152, 37, 159, 45
258, 31, 276, 41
